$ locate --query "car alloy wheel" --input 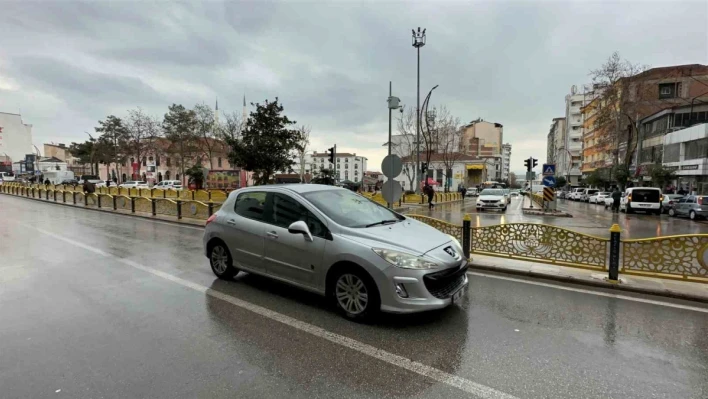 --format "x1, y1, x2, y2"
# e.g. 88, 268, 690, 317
690, 210, 696, 220
668, 208, 676, 217
336, 274, 369, 316
209, 243, 238, 279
